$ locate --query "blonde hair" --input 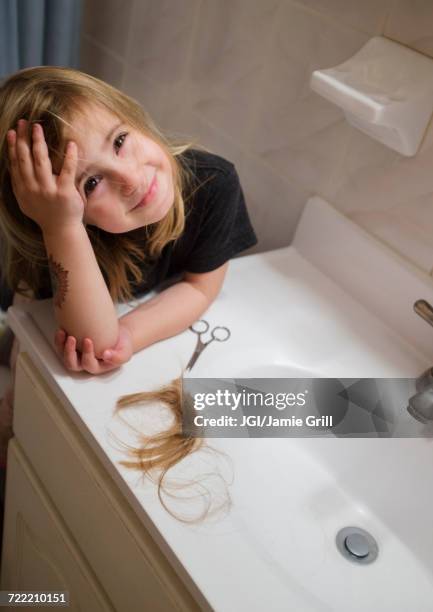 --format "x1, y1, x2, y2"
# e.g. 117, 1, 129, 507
0, 65, 206, 303
0, 66, 229, 521
110, 373, 232, 523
